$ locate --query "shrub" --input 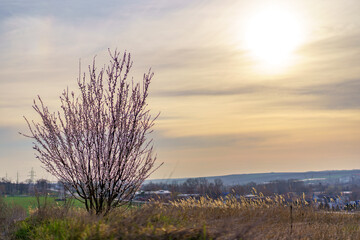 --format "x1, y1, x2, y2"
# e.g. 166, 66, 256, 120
0, 195, 26, 239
